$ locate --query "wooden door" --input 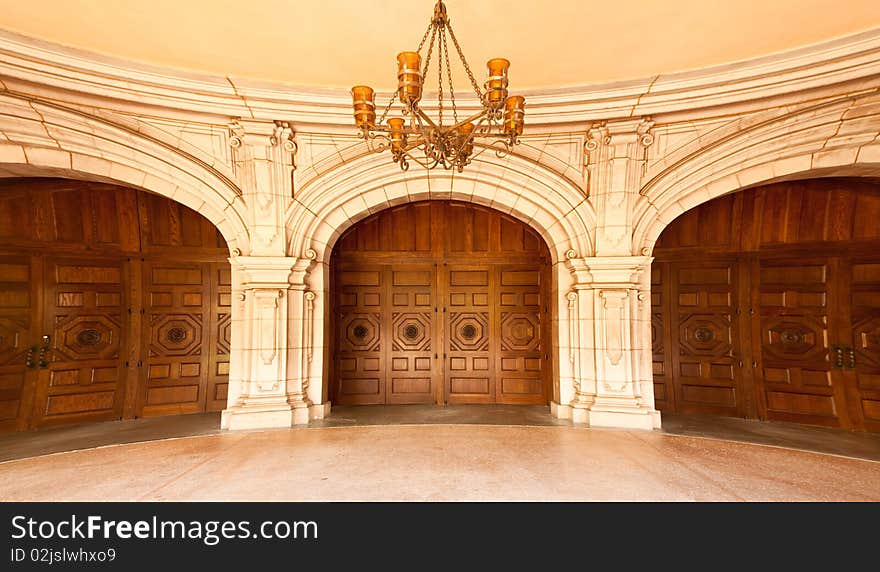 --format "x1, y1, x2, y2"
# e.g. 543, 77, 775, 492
668, 259, 746, 417
335, 265, 386, 404
752, 257, 850, 428
496, 266, 547, 403
332, 201, 552, 406
842, 258, 880, 431
139, 261, 212, 416
445, 265, 494, 403
32, 257, 130, 429
0, 255, 39, 432
388, 265, 436, 404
